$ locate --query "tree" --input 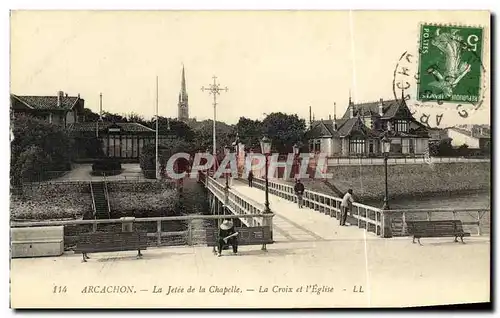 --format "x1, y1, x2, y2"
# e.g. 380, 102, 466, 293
13, 145, 52, 183
81, 108, 100, 122
10, 114, 72, 184
101, 111, 127, 123
457, 144, 469, 157
139, 139, 196, 179
235, 117, 263, 151
191, 120, 236, 153
261, 112, 306, 154
126, 112, 147, 125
